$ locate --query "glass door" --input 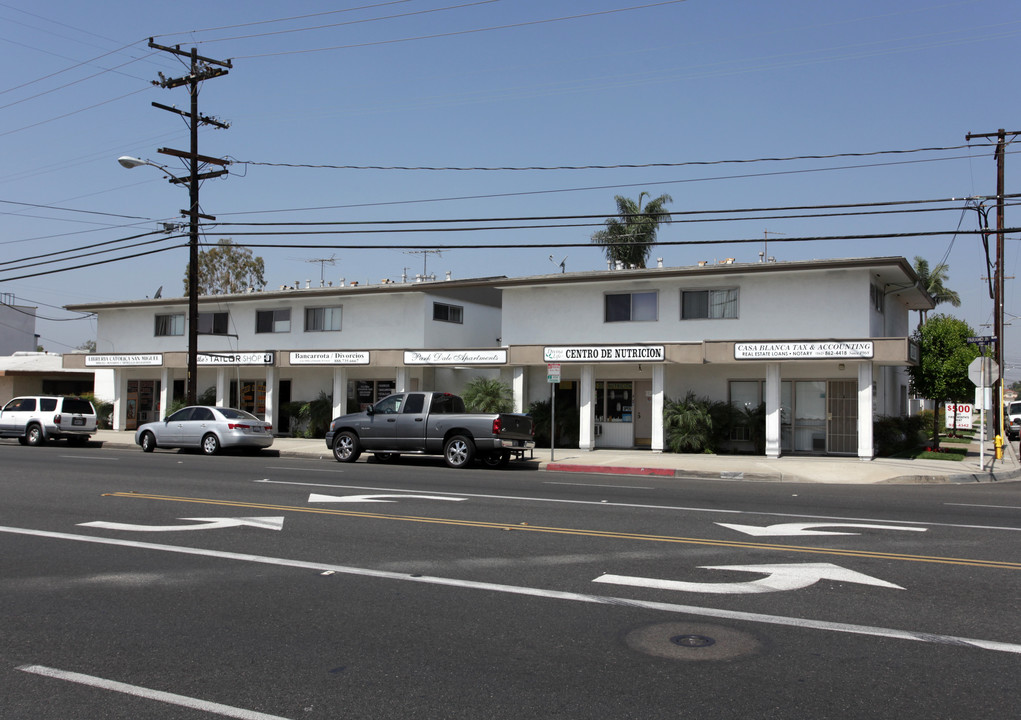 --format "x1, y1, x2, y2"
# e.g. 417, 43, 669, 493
827, 380, 858, 455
